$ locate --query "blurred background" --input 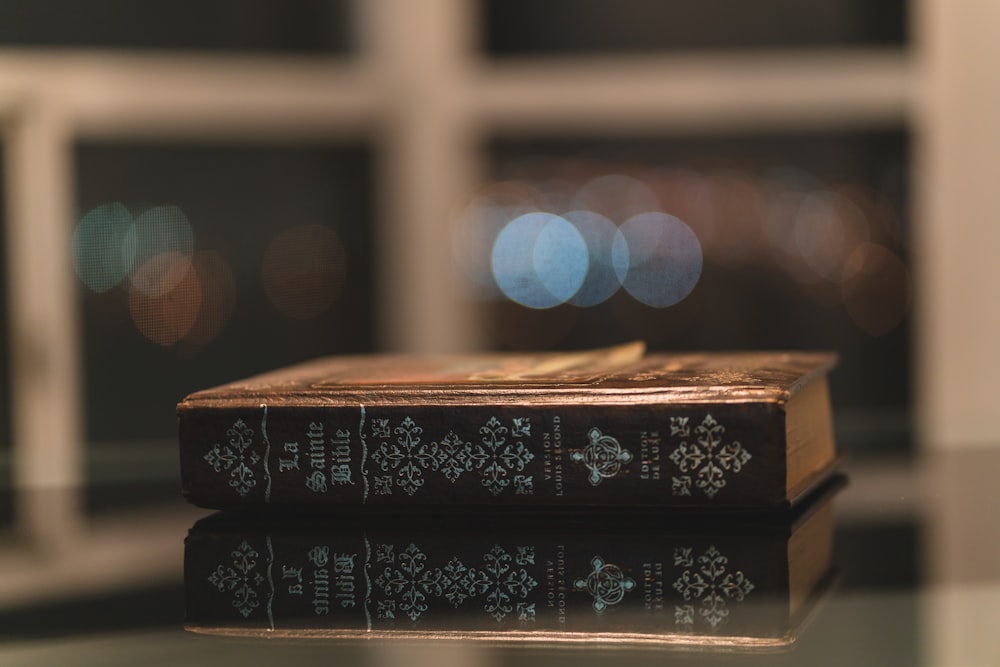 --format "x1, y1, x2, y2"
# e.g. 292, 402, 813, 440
0, 0, 997, 659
